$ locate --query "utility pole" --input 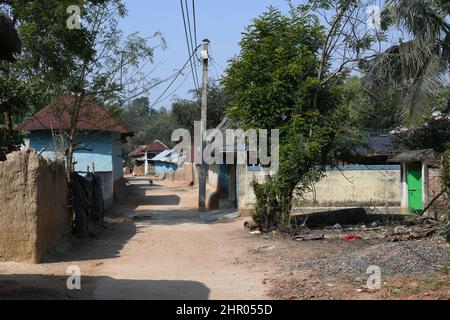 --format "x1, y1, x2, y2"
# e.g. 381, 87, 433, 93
199, 39, 209, 212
